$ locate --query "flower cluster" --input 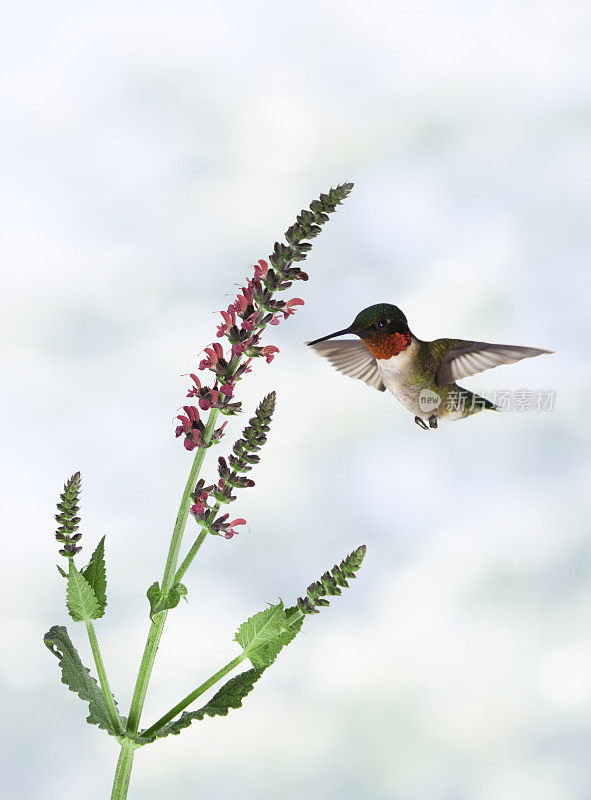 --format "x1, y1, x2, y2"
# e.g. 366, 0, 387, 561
175, 406, 229, 451
189, 392, 276, 539
175, 183, 354, 452
296, 545, 367, 615
55, 472, 83, 558
189, 479, 246, 540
